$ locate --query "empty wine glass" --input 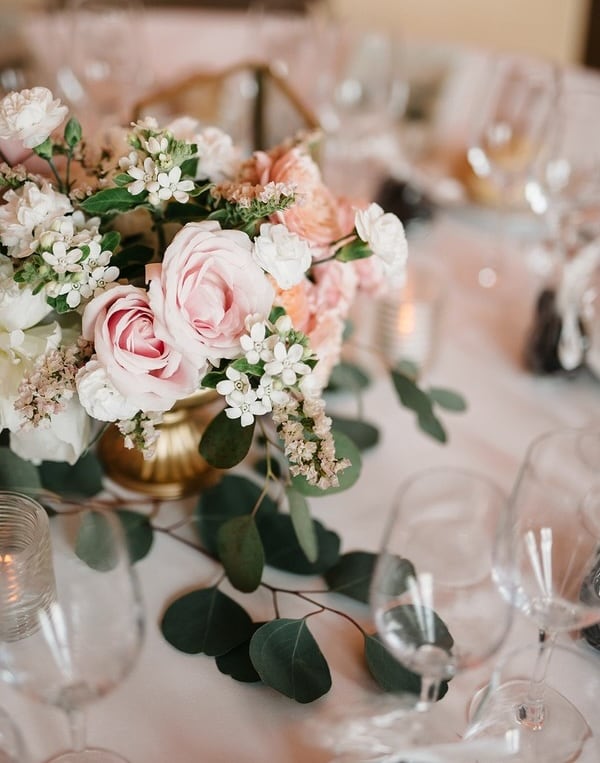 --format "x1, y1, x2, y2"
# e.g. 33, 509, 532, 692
466, 56, 559, 287
470, 426, 600, 762
0, 504, 145, 763
370, 467, 514, 748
